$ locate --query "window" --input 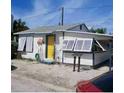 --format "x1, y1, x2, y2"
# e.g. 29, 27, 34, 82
82, 39, 93, 52
26, 36, 33, 52
63, 38, 93, 52
74, 39, 93, 52
74, 40, 84, 51
62, 40, 68, 49
66, 40, 75, 50
18, 36, 26, 51
62, 40, 75, 51
18, 36, 33, 52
